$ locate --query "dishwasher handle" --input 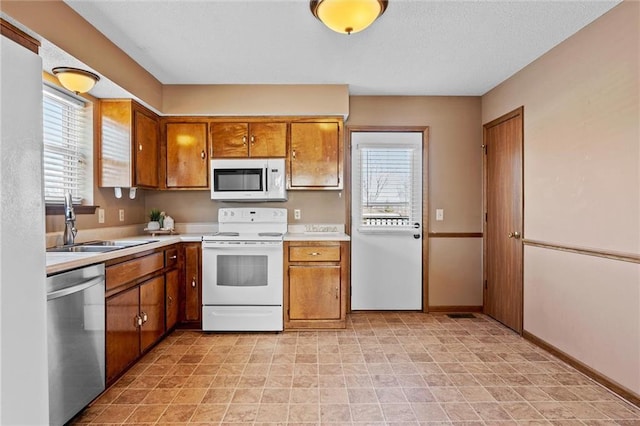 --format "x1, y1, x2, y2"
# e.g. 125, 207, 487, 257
47, 276, 104, 301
